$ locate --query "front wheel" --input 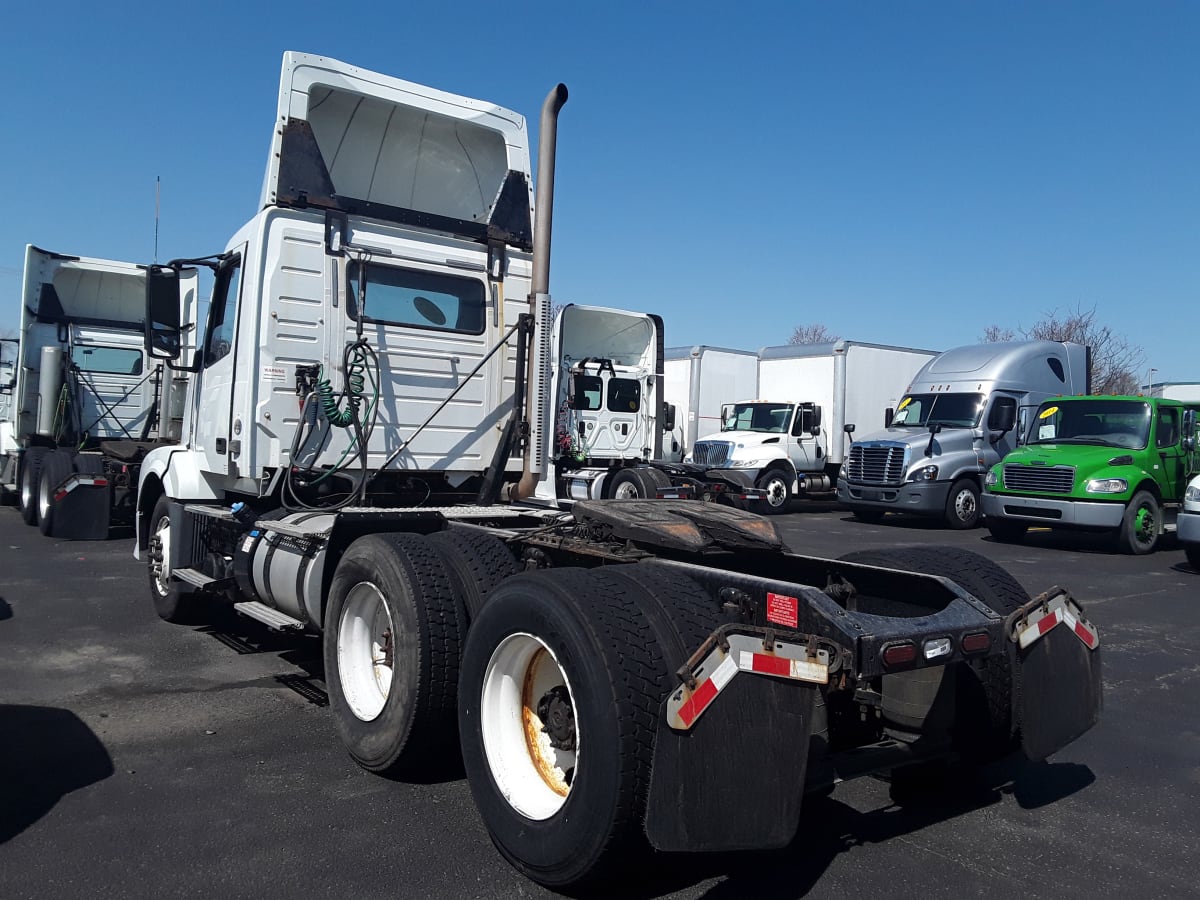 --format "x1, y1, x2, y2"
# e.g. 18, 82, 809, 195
37, 451, 73, 537
755, 468, 793, 515
147, 495, 202, 623
944, 478, 981, 529
1186, 545, 1200, 571
1117, 491, 1159, 555
19, 447, 49, 526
